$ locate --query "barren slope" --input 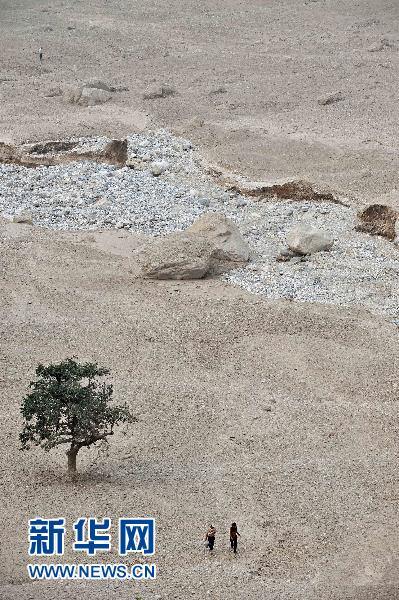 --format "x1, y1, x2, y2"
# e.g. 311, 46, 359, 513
0, 220, 398, 599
